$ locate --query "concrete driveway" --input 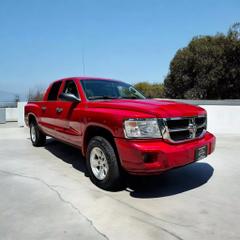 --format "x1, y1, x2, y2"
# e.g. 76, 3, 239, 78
0, 123, 239, 240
